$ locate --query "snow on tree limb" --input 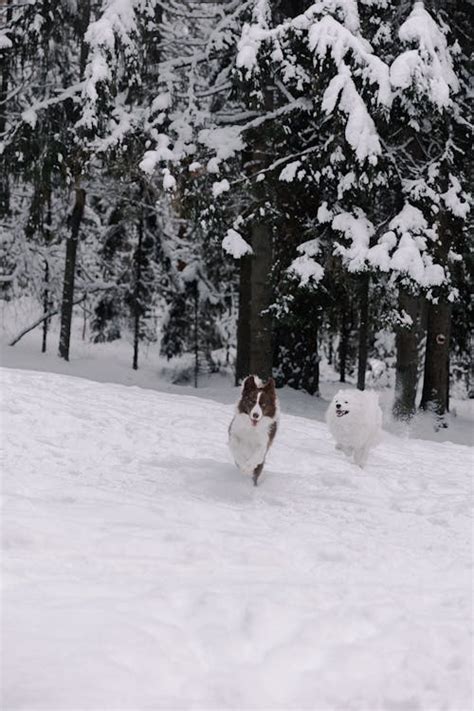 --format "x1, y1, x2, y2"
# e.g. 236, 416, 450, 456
222, 229, 253, 259
390, 2, 459, 109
